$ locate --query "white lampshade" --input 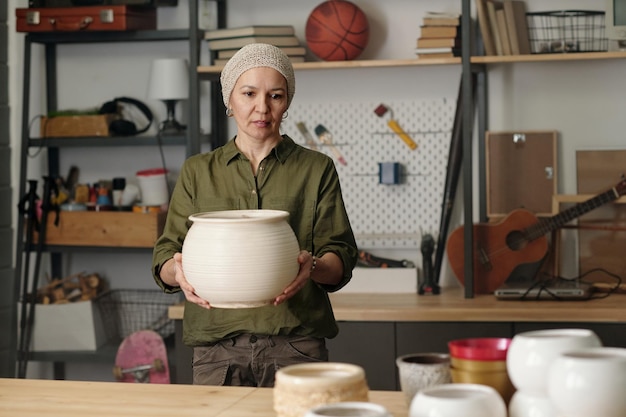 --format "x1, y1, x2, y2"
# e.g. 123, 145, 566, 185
148, 58, 189, 101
